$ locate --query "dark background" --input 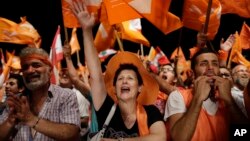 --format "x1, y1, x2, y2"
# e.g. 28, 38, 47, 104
0, 0, 250, 67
